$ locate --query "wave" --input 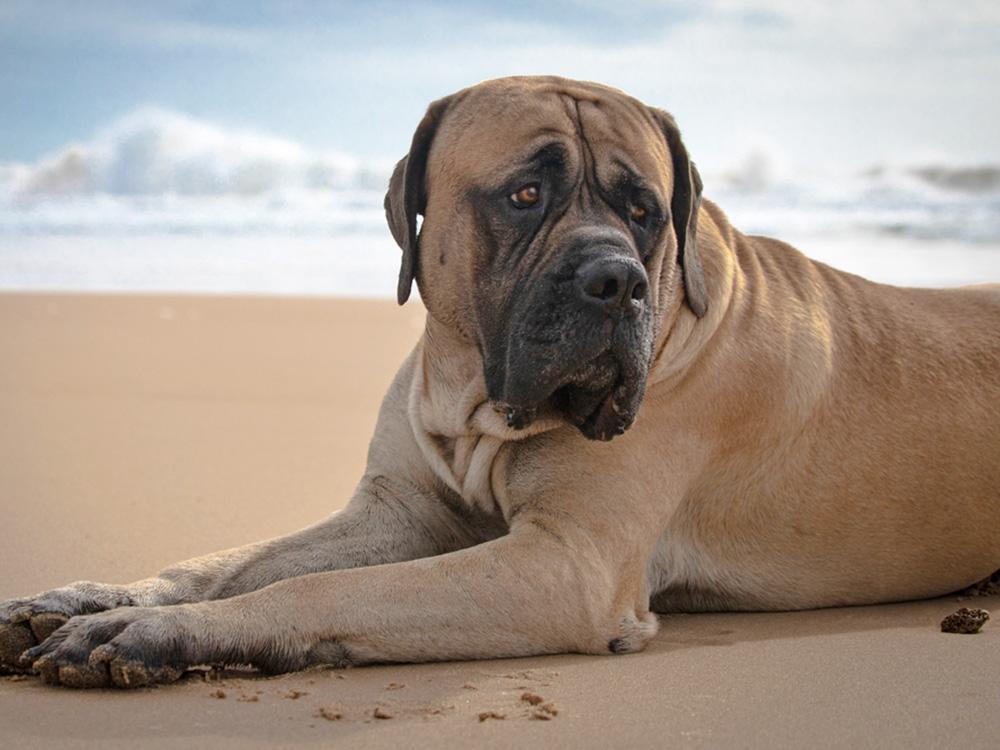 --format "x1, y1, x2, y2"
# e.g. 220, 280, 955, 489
2, 108, 392, 199
706, 151, 1000, 243
1, 109, 998, 242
